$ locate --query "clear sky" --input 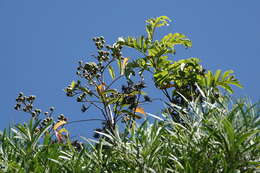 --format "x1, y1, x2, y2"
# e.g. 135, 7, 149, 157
0, 0, 259, 137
